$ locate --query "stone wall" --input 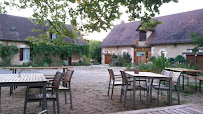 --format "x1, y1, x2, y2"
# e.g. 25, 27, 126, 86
151, 43, 195, 58
101, 46, 134, 64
